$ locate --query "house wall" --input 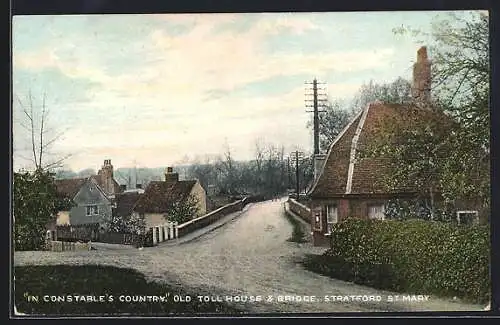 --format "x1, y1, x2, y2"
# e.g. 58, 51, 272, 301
70, 181, 112, 226
309, 196, 397, 247
190, 181, 207, 217
145, 213, 167, 229
56, 211, 70, 225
